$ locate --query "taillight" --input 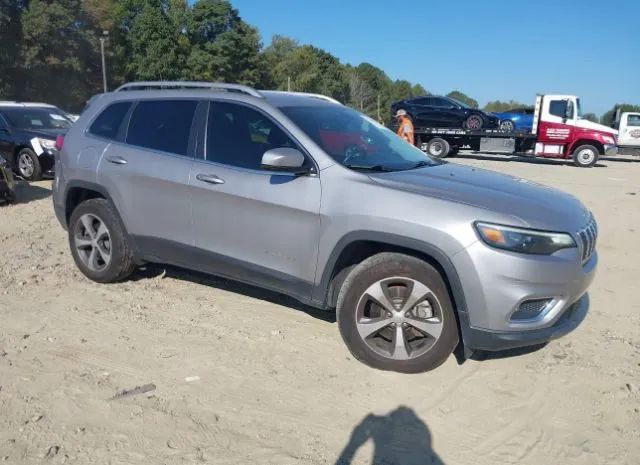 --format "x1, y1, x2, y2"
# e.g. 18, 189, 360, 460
55, 135, 64, 151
